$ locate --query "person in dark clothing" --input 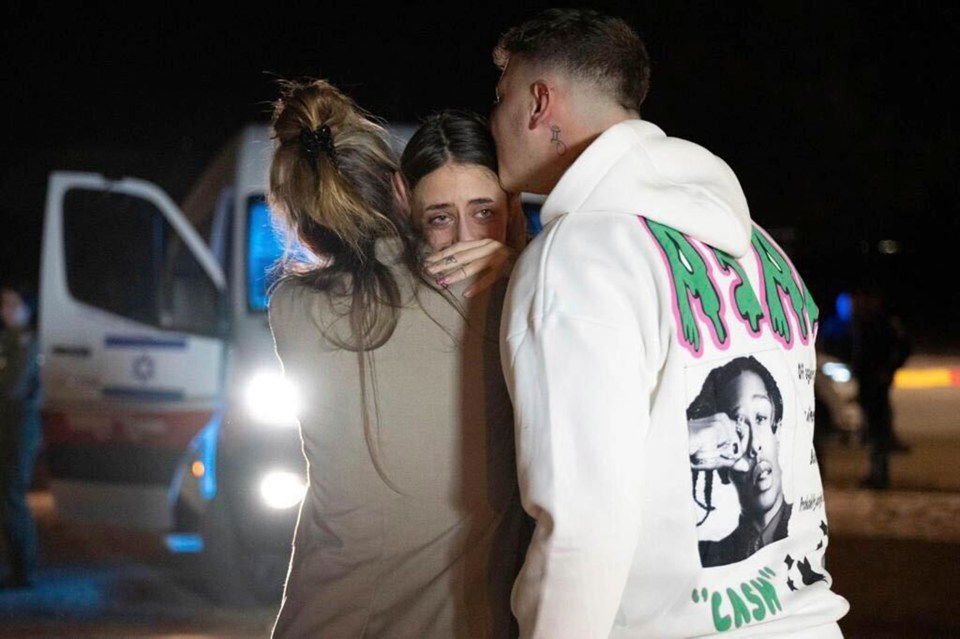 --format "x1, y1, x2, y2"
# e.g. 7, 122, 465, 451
0, 284, 42, 588
851, 282, 911, 490
817, 291, 854, 363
